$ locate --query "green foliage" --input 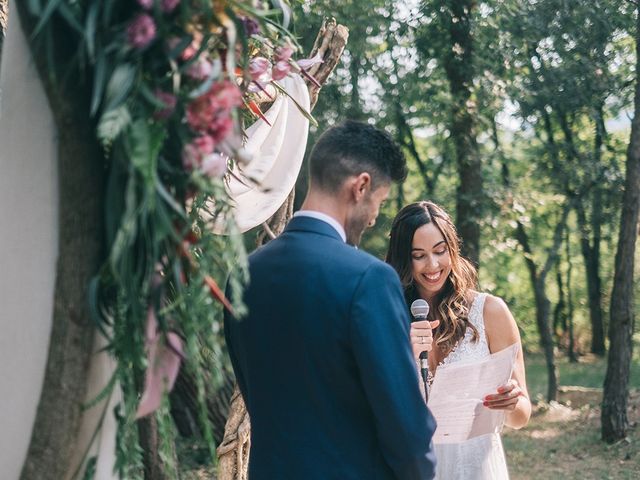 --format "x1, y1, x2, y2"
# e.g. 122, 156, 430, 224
297, 0, 635, 358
